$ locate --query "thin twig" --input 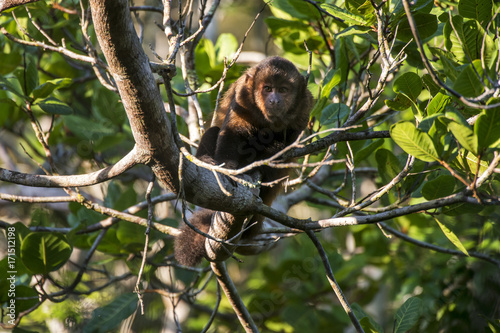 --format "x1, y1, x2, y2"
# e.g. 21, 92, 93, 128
210, 261, 259, 332
306, 230, 364, 333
